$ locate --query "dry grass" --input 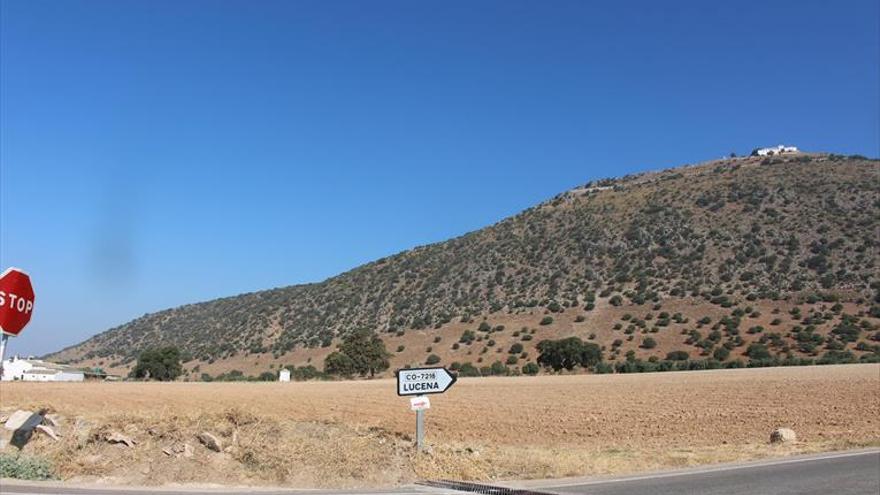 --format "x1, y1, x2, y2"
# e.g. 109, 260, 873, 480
1, 364, 878, 488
